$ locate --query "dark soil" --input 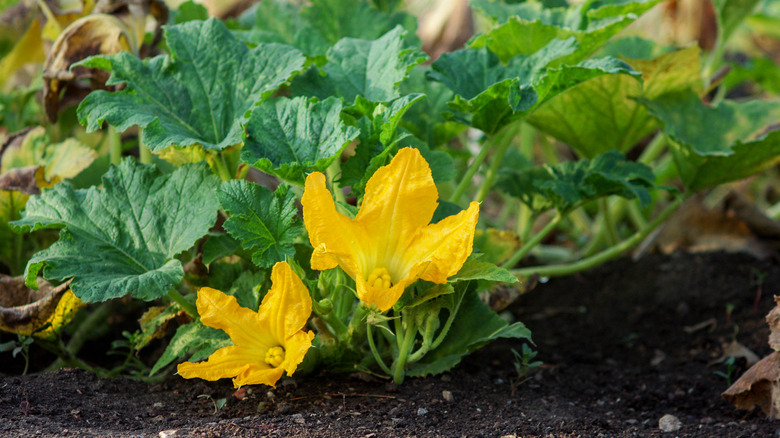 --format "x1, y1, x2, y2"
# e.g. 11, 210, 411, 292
3, 251, 780, 437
